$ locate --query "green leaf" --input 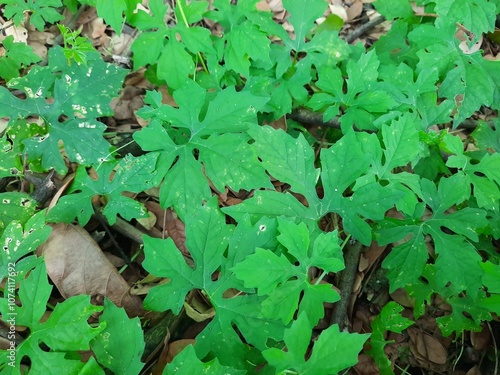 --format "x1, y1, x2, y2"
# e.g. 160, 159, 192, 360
472, 121, 500, 152
436, 292, 493, 336
143, 200, 284, 369
0, 47, 127, 173
231, 248, 293, 296
47, 153, 159, 226
378, 176, 488, 301
439, 53, 495, 127
163, 345, 245, 375
157, 39, 195, 90
482, 261, 500, 293
199, 133, 272, 192
131, 31, 167, 68
368, 302, 414, 375
322, 130, 403, 244
134, 82, 269, 218
248, 126, 320, 203
159, 149, 212, 219
233, 219, 342, 325
174, 0, 209, 24
382, 230, 427, 292
0, 263, 104, 372
380, 113, 420, 172
3, 0, 64, 30
282, 0, 328, 51
0, 211, 51, 279
374, 0, 414, 20
95, 0, 141, 34
0, 192, 37, 234
263, 312, 369, 375
224, 21, 271, 77
435, 0, 496, 43
91, 299, 145, 375
223, 190, 310, 223
0, 36, 41, 81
